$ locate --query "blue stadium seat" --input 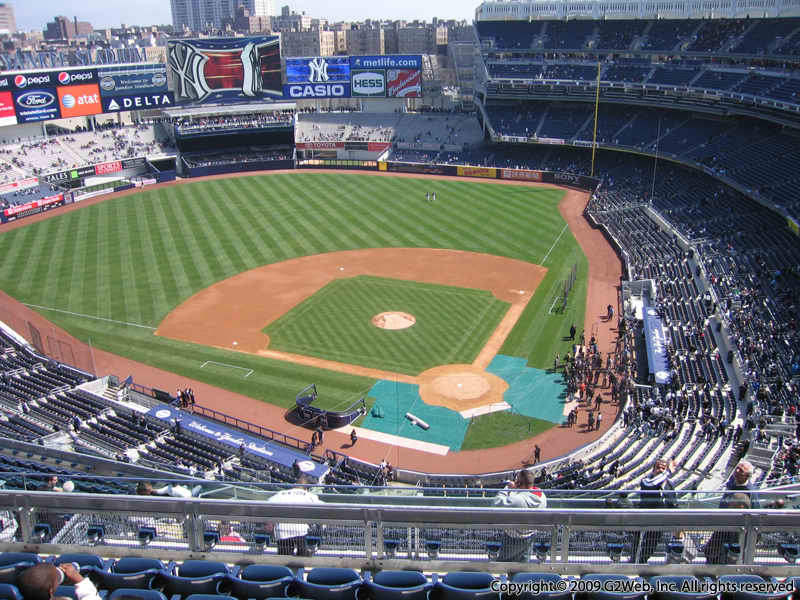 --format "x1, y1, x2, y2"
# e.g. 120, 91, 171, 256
54, 553, 106, 572
718, 575, 793, 600
0, 553, 40, 584
575, 575, 647, 600
295, 567, 362, 600
108, 589, 169, 600
434, 571, 499, 600
649, 576, 717, 600
0, 584, 21, 600
364, 570, 431, 600
152, 561, 228, 599
220, 565, 295, 600
113, 559, 167, 574
510, 573, 572, 600
88, 557, 168, 592
55, 585, 78, 600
